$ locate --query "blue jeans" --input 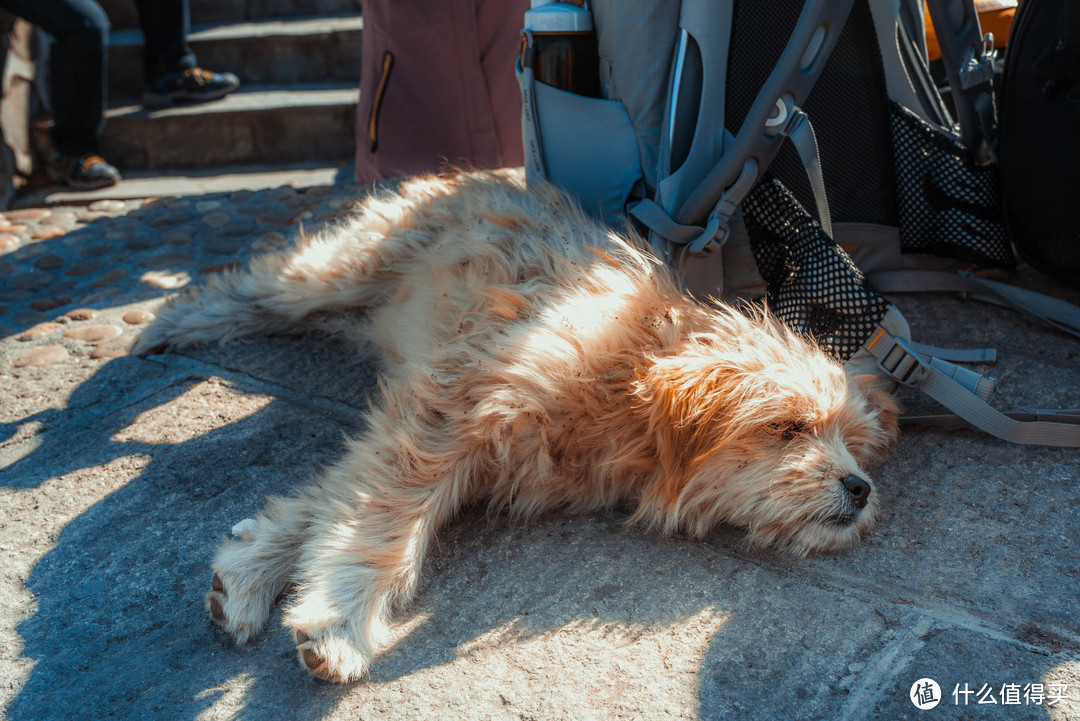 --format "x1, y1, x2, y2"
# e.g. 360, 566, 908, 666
0, 0, 196, 155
